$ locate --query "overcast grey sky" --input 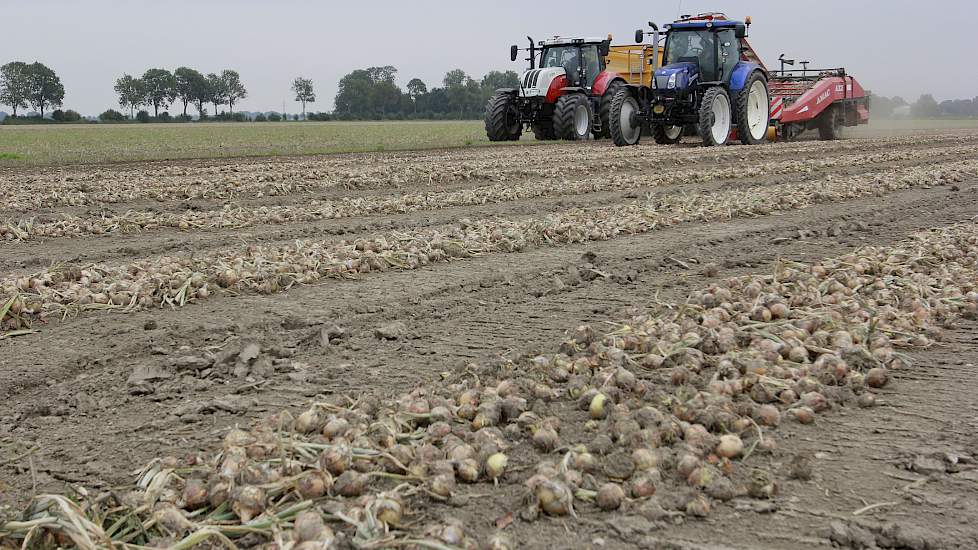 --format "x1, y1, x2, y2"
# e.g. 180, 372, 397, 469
3, 0, 974, 115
